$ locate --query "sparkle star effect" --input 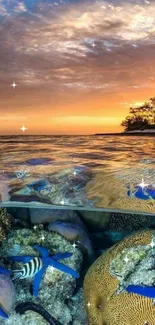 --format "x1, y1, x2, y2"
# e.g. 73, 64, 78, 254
138, 178, 149, 189
11, 82, 17, 88
50, 266, 55, 273
149, 238, 155, 249
20, 125, 27, 133
123, 256, 130, 263
132, 44, 138, 48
